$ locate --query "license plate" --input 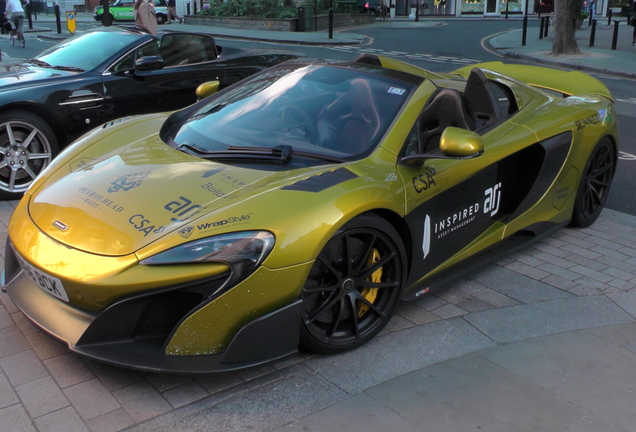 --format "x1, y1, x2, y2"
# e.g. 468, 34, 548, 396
15, 252, 69, 302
